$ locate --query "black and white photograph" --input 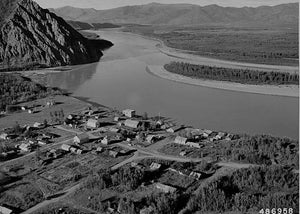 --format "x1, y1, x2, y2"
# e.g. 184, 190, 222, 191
0, 0, 299, 213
